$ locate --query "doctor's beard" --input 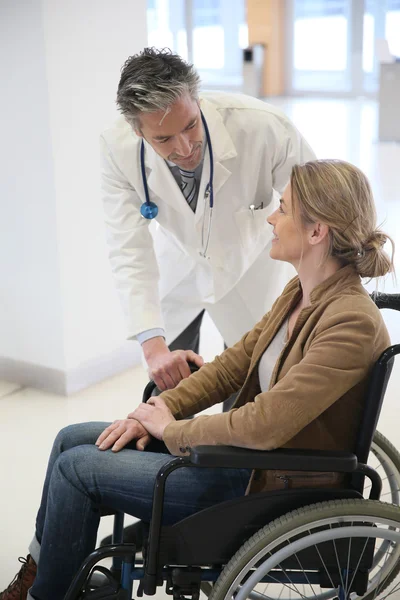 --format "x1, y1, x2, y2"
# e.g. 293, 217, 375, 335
168, 142, 203, 171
